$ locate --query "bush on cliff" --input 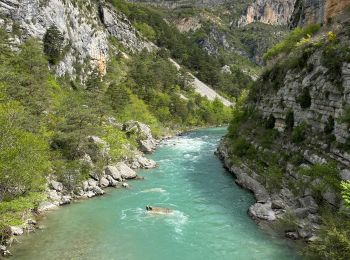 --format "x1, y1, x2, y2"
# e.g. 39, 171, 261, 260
263, 24, 321, 62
